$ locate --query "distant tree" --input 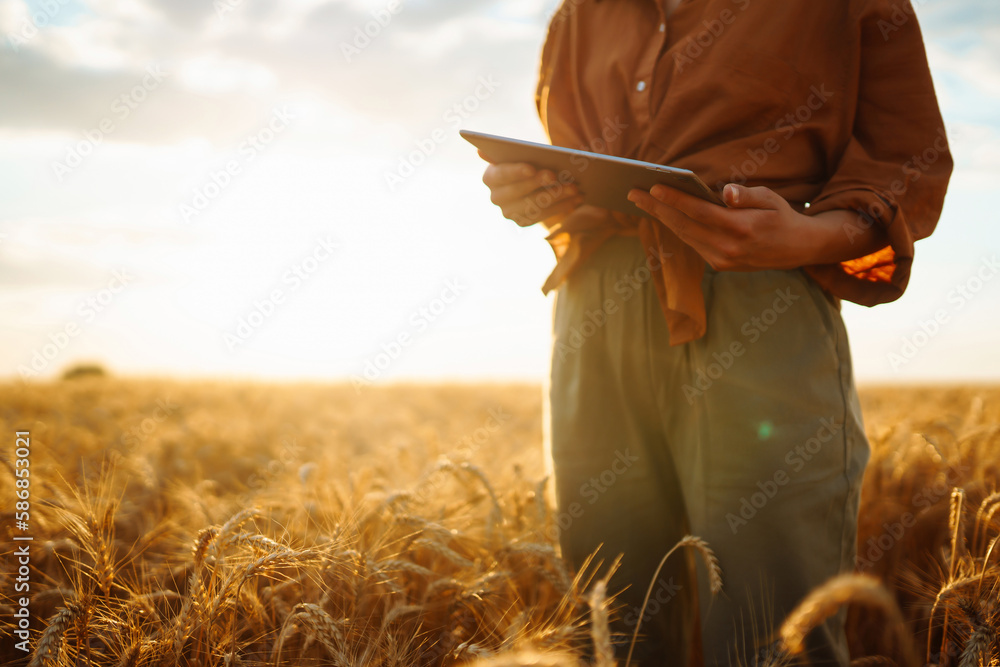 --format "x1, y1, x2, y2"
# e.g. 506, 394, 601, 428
61, 363, 109, 380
